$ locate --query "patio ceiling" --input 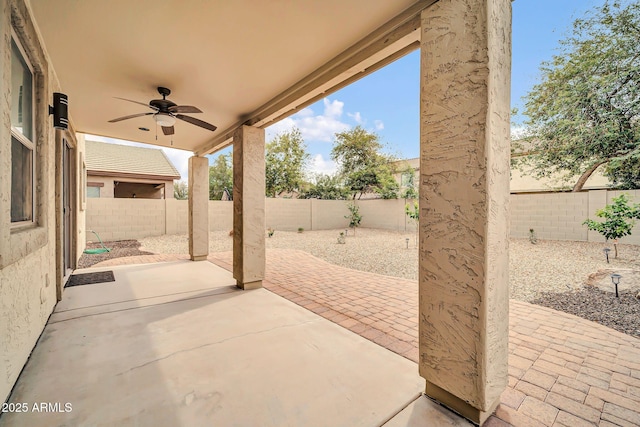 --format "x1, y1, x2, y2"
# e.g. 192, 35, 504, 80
30, 0, 434, 155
